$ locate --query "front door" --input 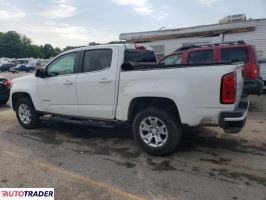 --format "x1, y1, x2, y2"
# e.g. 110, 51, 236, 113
38, 52, 79, 116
